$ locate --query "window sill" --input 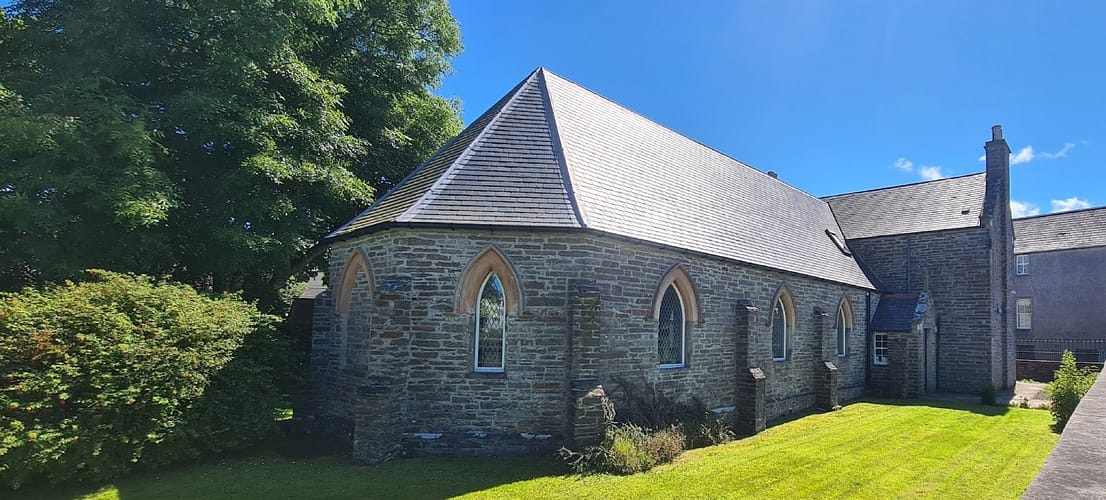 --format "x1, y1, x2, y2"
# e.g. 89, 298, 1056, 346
470, 370, 507, 379
658, 364, 686, 370
873, 361, 889, 366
